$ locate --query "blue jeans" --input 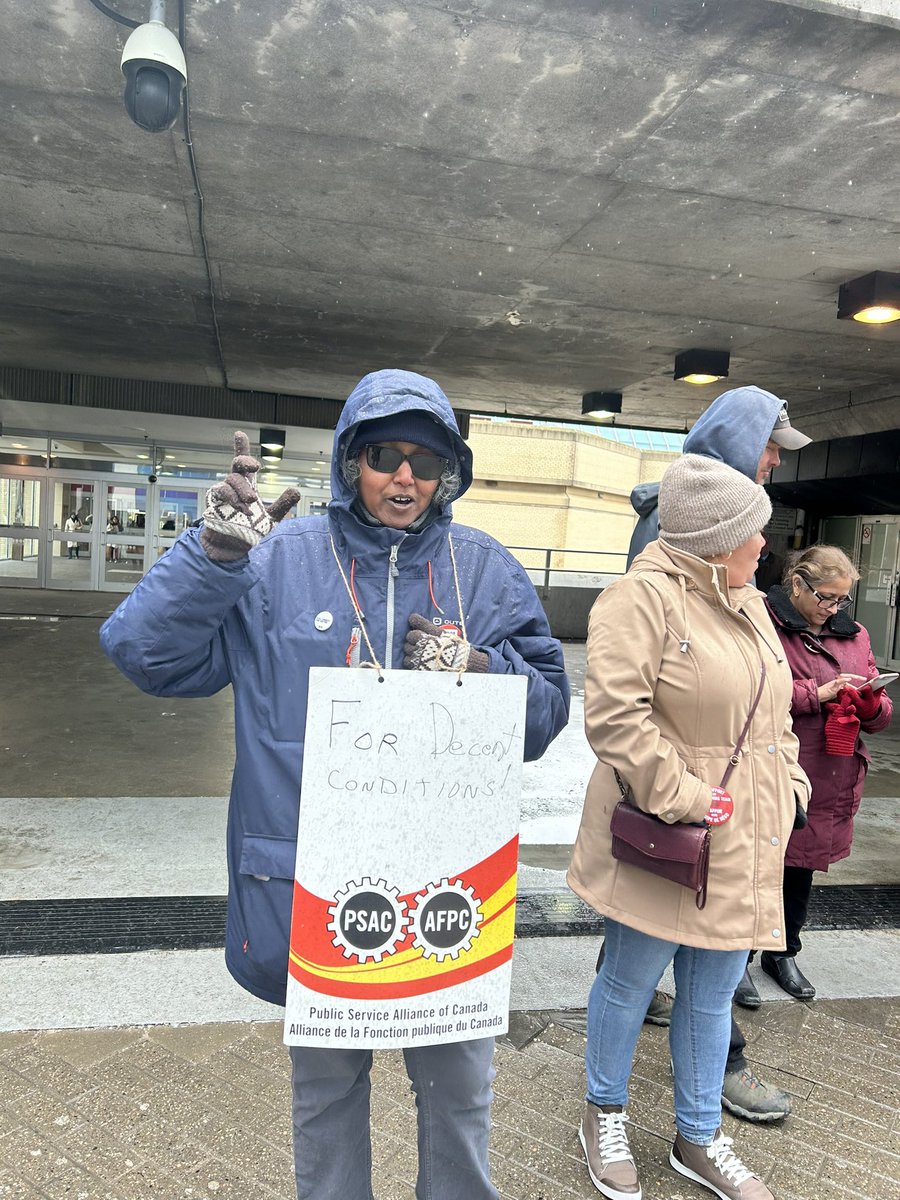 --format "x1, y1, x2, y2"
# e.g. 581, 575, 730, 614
289, 1038, 499, 1200
586, 918, 749, 1144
